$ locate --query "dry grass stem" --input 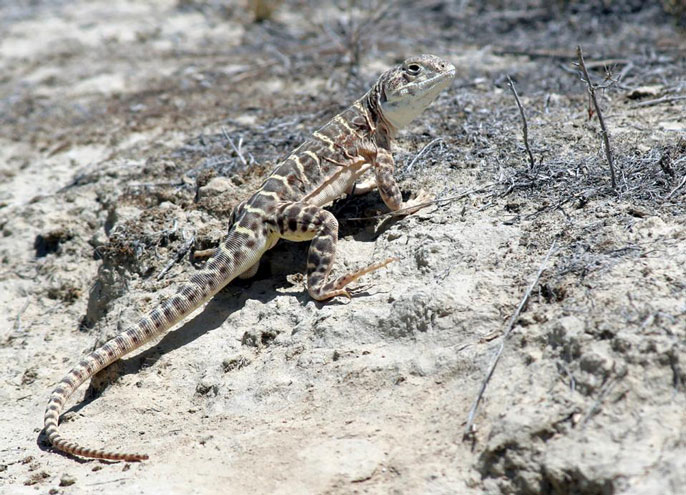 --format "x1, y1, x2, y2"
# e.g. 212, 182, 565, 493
463, 240, 556, 440
406, 137, 444, 173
